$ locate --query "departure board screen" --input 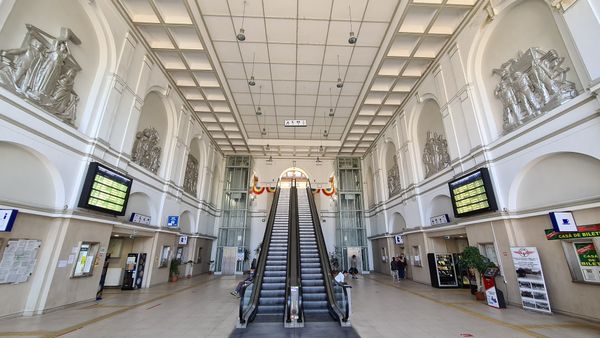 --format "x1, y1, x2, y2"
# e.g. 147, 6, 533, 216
448, 168, 497, 218
78, 162, 133, 215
